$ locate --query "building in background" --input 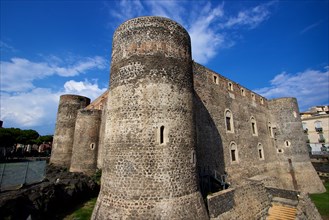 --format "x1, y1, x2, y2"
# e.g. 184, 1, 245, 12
300, 106, 329, 155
